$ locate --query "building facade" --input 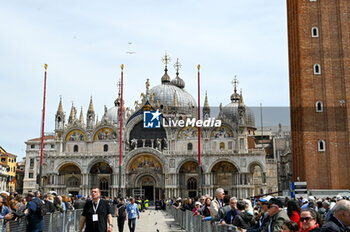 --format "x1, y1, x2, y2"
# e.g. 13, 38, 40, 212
15, 161, 25, 194
24, 56, 272, 199
0, 147, 17, 192
287, 0, 350, 190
